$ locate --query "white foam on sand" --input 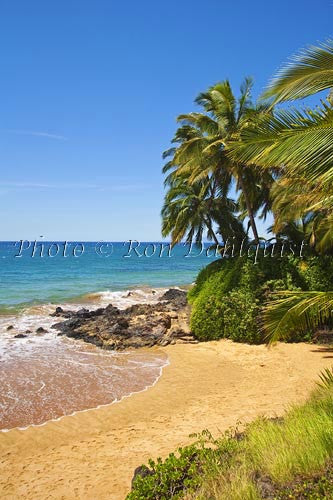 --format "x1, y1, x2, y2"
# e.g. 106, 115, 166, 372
0, 287, 173, 431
